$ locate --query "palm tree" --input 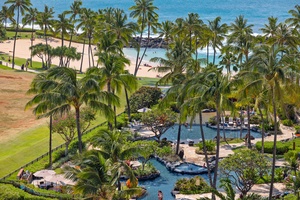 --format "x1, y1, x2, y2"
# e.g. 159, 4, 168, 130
53, 12, 73, 66
129, 0, 158, 76
91, 129, 138, 191
0, 6, 15, 30
77, 8, 96, 68
207, 16, 228, 65
22, 7, 38, 68
64, 0, 82, 48
157, 20, 174, 50
5, 0, 32, 69
227, 15, 254, 67
247, 44, 288, 199
286, 5, 300, 31
106, 8, 136, 47
36, 5, 54, 69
